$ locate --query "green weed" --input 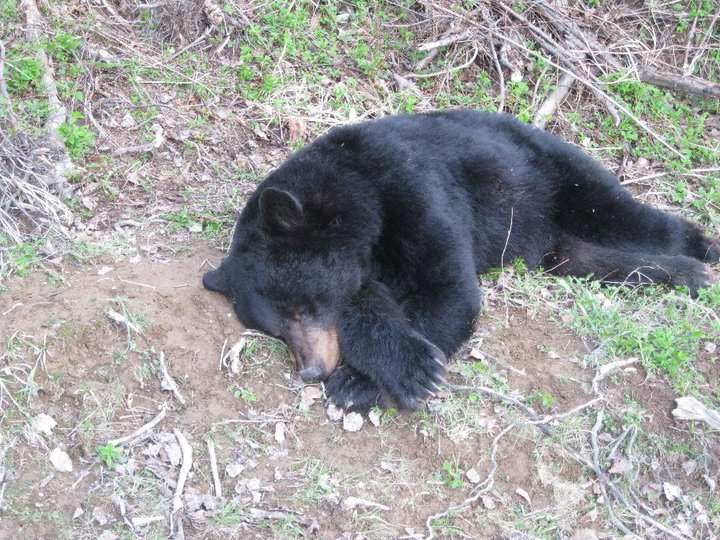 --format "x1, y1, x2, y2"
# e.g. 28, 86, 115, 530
229, 384, 257, 402
440, 459, 465, 489
97, 443, 123, 470
58, 111, 95, 159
